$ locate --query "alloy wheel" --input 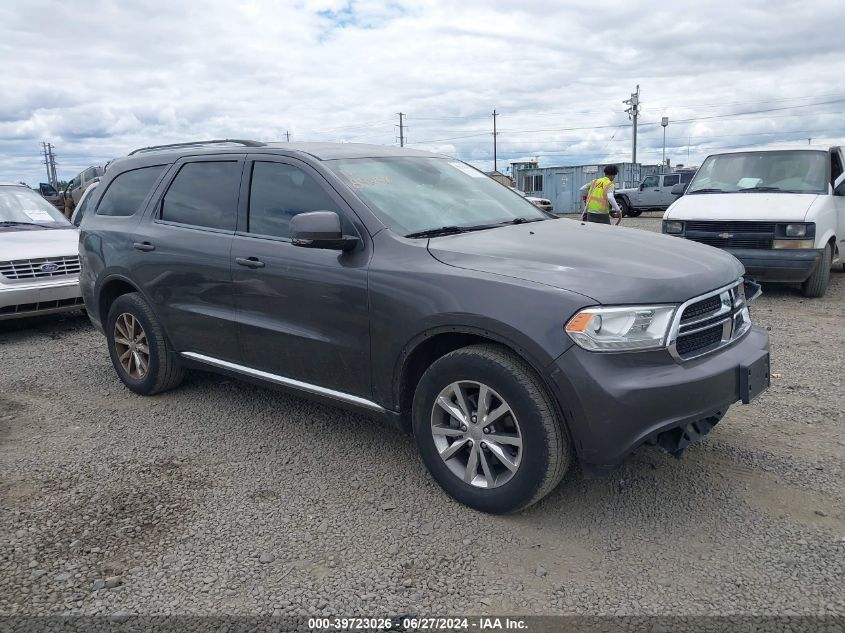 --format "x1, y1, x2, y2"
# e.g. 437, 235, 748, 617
113, 312, 150, 380
430, 381, 523, 488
